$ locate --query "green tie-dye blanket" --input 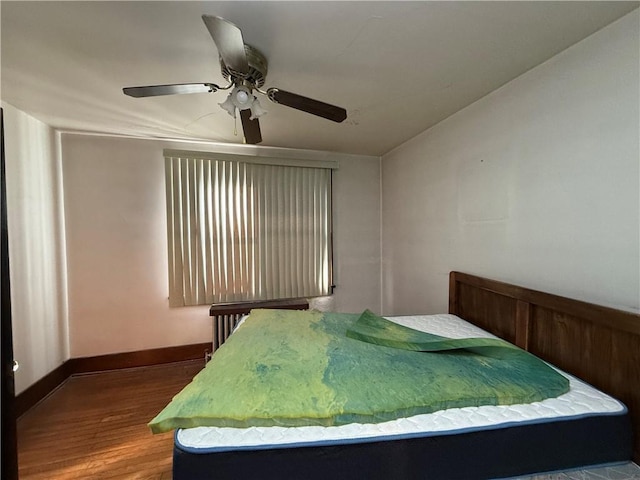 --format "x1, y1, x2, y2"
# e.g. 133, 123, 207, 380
149, 309, 569, 433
